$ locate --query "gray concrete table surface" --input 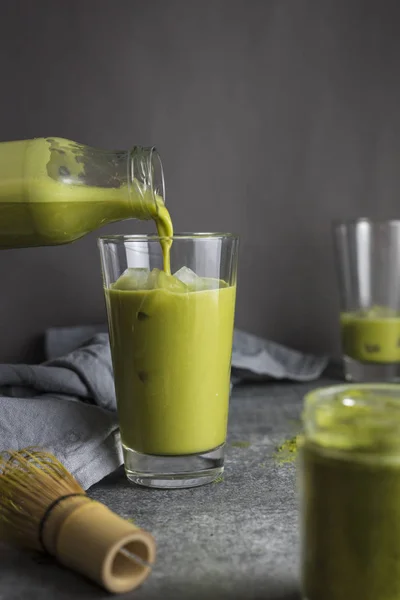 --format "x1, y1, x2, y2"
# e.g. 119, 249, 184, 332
0, 378, 339, 600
